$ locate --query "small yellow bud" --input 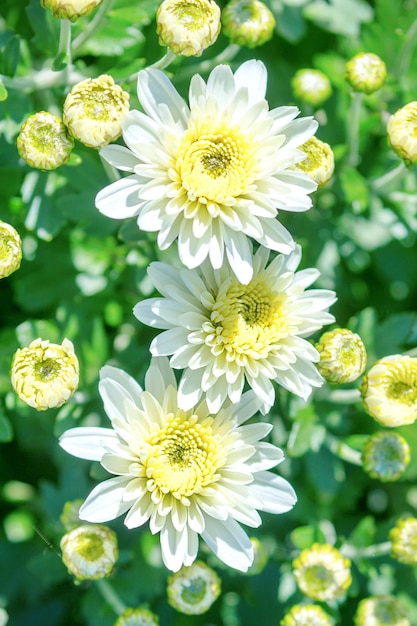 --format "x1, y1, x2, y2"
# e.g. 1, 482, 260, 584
362, 431, 410, 482
280, 603, 333, 626
354, 595, 410, 626
61, 524, 118, 580
221, 0, 276, 49
17, 112, 74, 170
114, 607, 160, 626
387, 102, 417, 166
156, 0, 221, 57
167, 561, 221, 615
40, 0, 104, 22
63, 75, 130, 149
389, 517, 417, 566
0, 220, 22, 279
292, 543, 352, 602
316, 328, 367, 383
291, 69, 332, 107
293, 137, 335, 189
345, 52, 387, 95
360, 354, 417, 427
11, 338, 79, 411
